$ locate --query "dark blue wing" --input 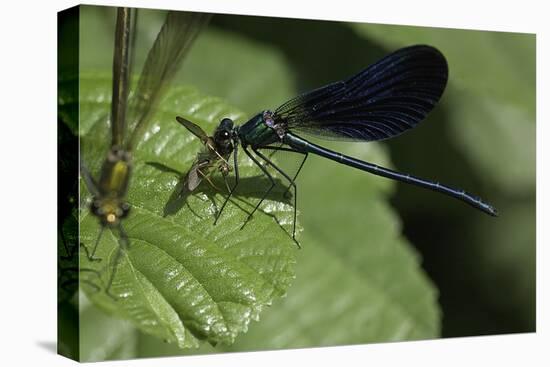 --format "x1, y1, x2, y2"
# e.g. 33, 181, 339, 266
273, 45, 448, 142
